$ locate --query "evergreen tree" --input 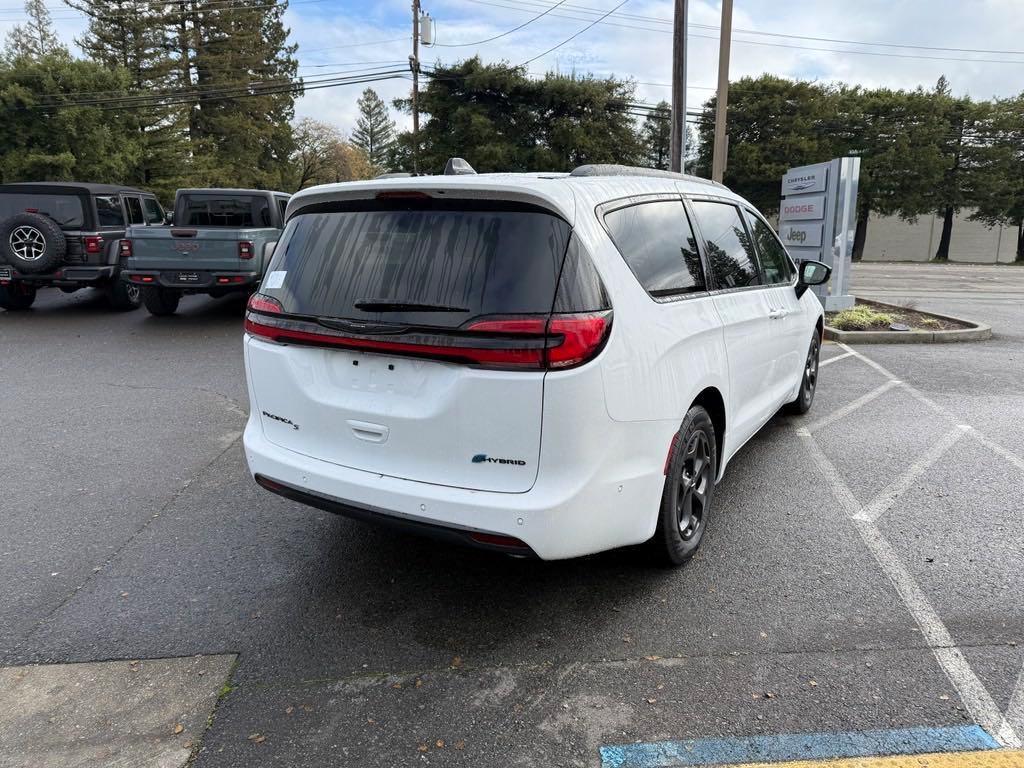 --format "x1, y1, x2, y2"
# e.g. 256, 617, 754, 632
0, 53, 142, 182
969, 93, 1024, 262
186, 0, 301, 189
3, 0, 65, 62
351, 88, 396, 169
66, 0, 187, 199
641, 101, 671, 170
